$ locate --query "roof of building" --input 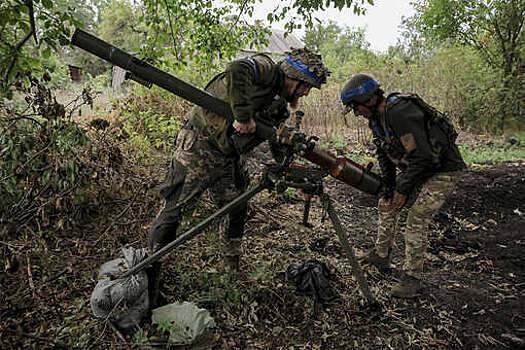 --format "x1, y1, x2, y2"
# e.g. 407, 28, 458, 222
243, 28, 303, 55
